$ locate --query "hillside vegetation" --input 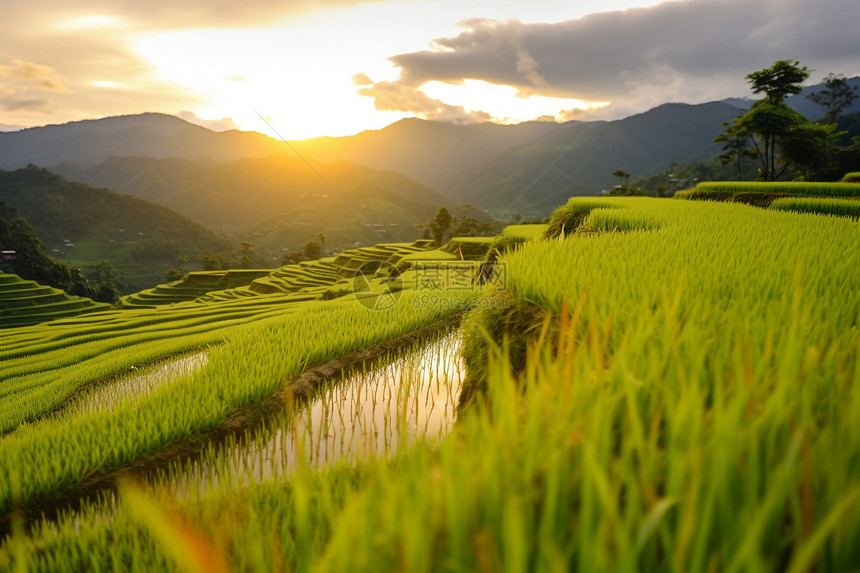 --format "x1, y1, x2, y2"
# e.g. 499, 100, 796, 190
49, 155, 475, 255
0, 166, 230, 291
